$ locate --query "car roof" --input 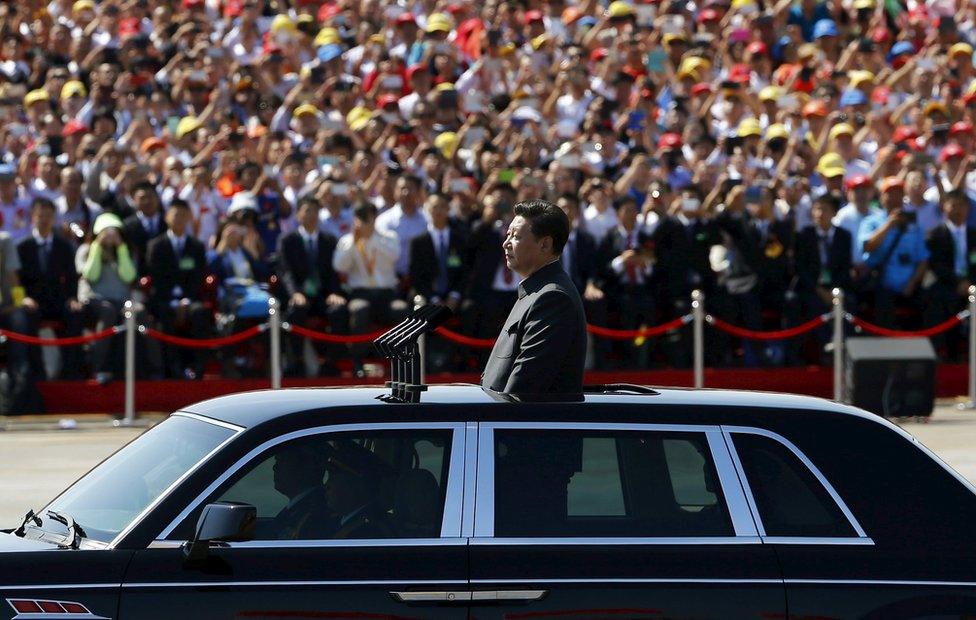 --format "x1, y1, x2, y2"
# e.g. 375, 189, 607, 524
181, 383, 871, 429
